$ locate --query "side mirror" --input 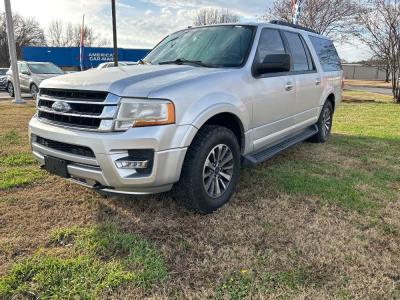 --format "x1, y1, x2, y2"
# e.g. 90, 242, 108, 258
254, 54, 291, 76
21, 70, 31, 75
